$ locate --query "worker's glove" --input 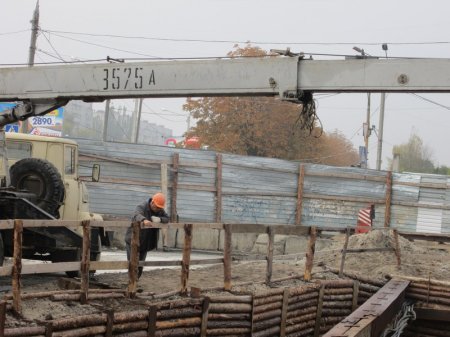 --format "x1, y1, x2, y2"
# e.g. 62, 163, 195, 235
151, 216, 161, 223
